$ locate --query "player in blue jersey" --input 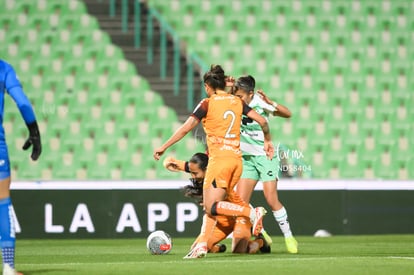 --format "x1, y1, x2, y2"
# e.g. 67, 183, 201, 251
0, 60, 42, 275
233, 75, 298, 254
